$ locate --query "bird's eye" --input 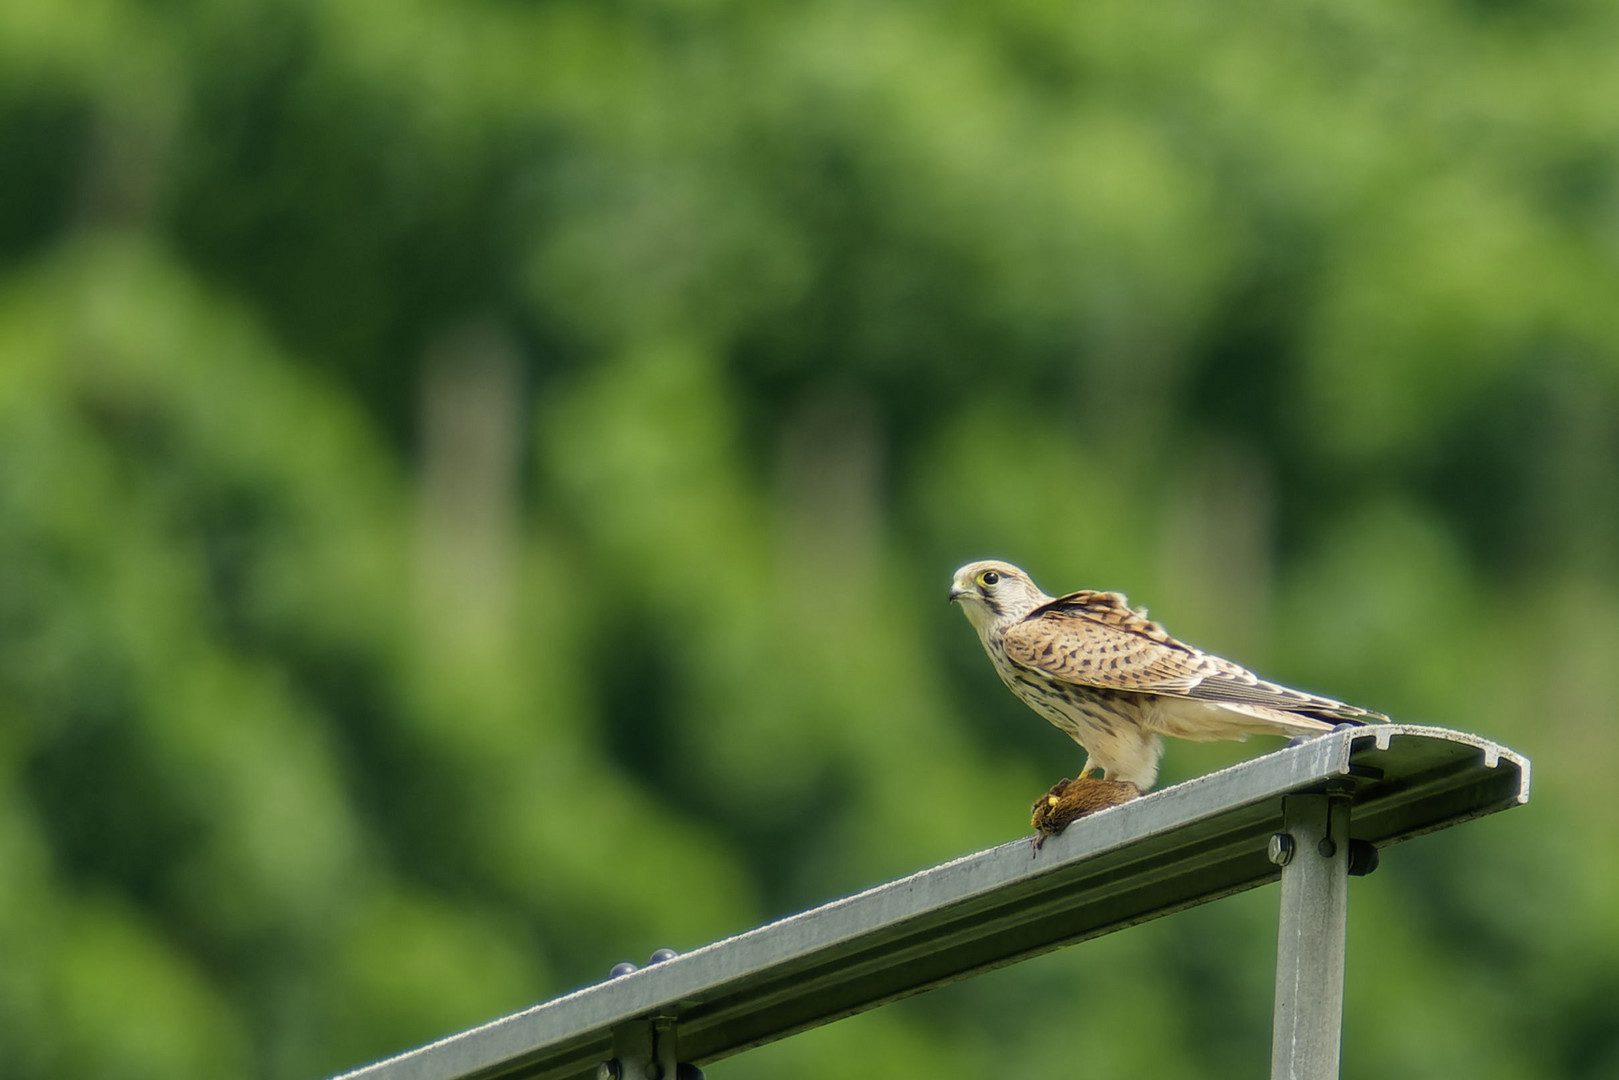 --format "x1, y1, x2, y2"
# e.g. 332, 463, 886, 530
977, 569, 1001, 588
